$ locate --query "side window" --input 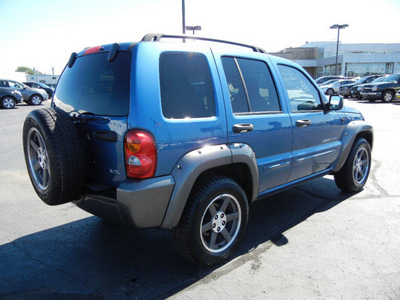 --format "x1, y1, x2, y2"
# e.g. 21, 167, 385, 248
278, 65, 323, 112
8, 81, 23, 89
222, 57, 280, 114
159, 52, 215, 119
